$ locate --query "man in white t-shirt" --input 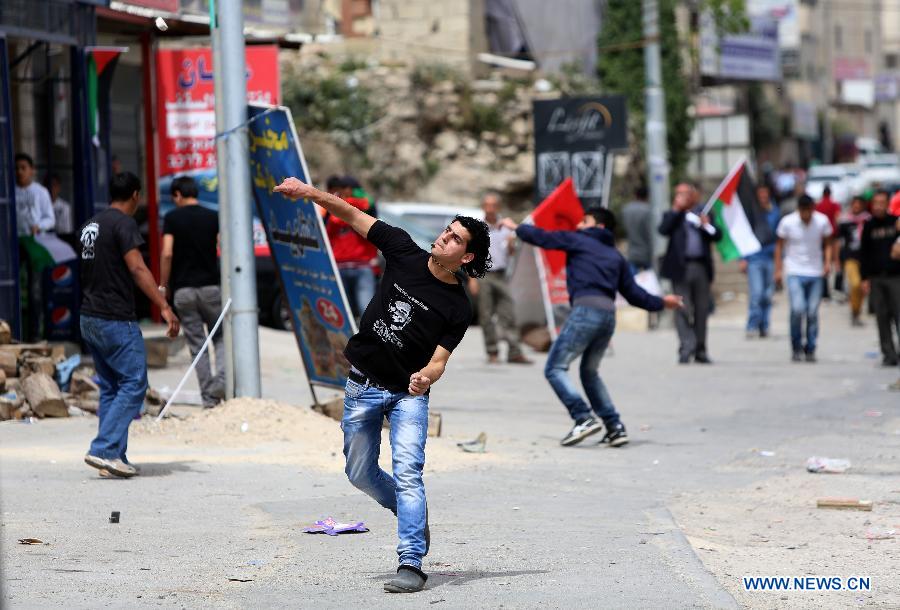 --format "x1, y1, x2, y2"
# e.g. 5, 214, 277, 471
468, 192, 531, 364
774, 194, 836, 362
14, 153, 55, 236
